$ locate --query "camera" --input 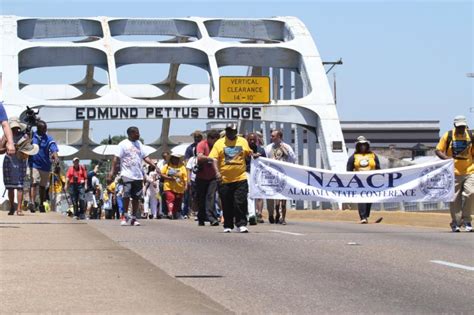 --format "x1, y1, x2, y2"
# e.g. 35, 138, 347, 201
22, 106, 40, 134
